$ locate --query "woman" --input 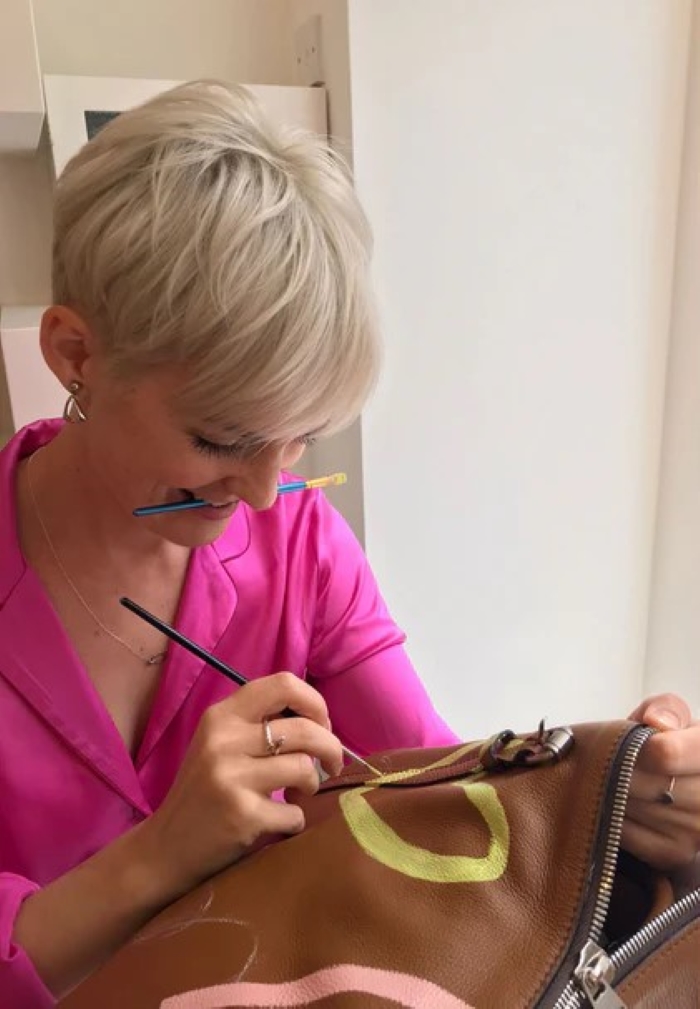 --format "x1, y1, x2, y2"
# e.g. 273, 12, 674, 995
0, 81, 697, 1007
